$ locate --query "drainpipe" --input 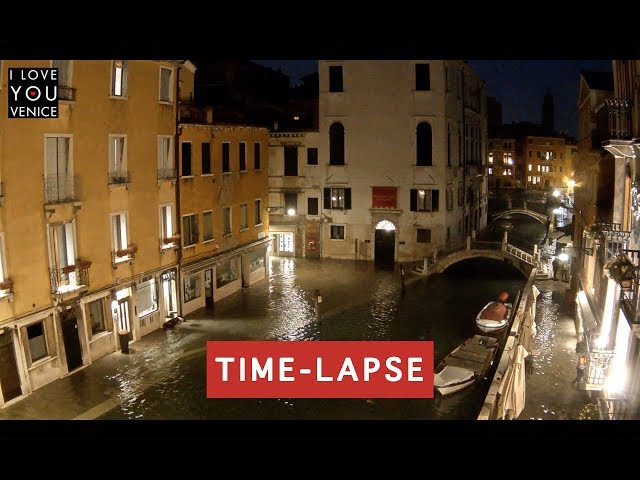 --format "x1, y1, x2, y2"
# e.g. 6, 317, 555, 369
462, 65, 467, 235
175, 64, 183, 317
